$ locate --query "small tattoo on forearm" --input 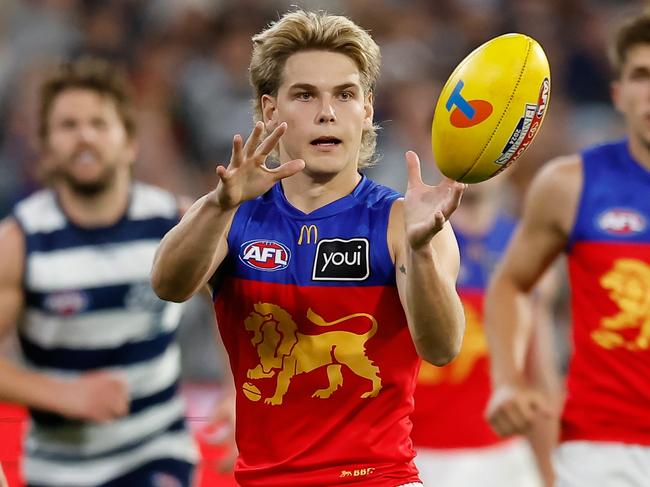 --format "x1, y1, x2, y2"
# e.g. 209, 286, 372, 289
399, 264, 406, 275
